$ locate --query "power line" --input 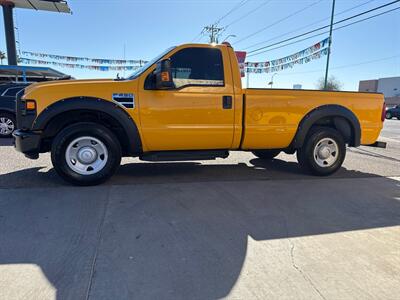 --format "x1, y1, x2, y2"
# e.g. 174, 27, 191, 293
246, 6, 400, 57
219, 0, 272, 41
225, 0, 272, 28
248, 7, 400, 58
243, 0, 378, 50
234, 0, 325, 45
276, 54, 400, 76
247, 1, 400, 55
215, 0, 250, 25
191, 31, 204, 42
